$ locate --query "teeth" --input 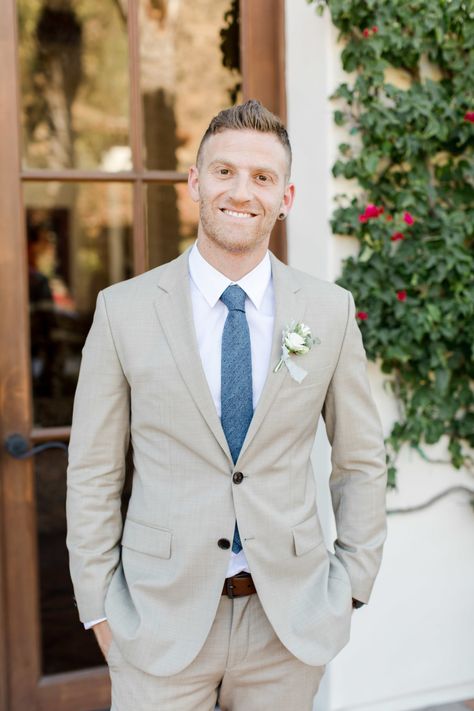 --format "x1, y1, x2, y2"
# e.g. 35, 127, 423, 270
222, 209, 254, 219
